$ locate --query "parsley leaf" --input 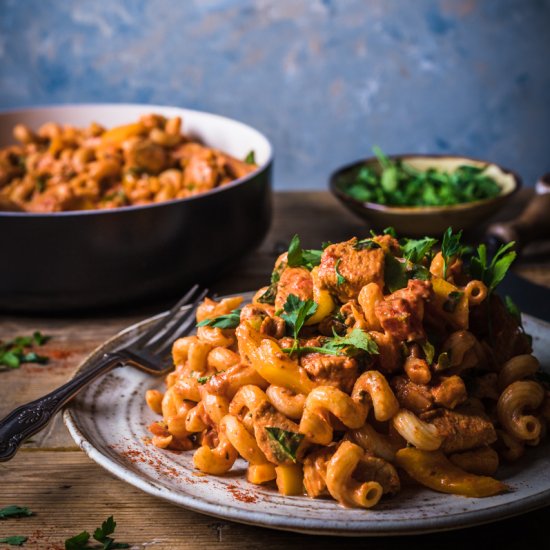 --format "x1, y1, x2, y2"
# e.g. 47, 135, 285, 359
197, 375, 211, 384
283, 328, 379, 357
320, 328, 379, 356
244, 150, 256, 164
441, 227, 464, 278
65, 531, 90, 550
401, 237, 437, 264
0, 333, 50, 372
265, 427, 304, 462
384, 254, 408, 293
0, 506, 33, 519
65, 517, 129, 550
0, 536, 27, 546
335, 258, 346, 286
286, 235, 322, 271
469, 242, 516, 293
280, 294, 318, 352
421, 341, 435, 365
196, 309, 241, 329
354, 238, 381, 251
